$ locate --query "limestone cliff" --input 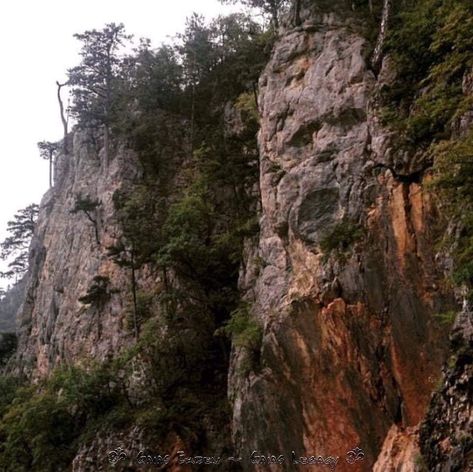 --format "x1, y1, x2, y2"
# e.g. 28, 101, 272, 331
231, 2, 456, 471
15, 131, 141, 377
6, 1, 472, 471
